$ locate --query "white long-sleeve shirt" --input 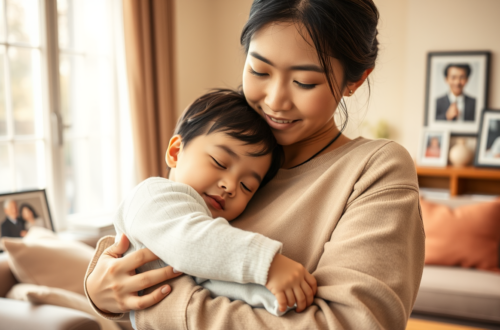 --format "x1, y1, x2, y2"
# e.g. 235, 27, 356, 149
113, 177, 287, 320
